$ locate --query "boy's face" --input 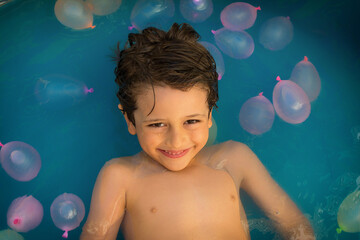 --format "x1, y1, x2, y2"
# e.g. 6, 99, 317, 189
123, 85, 213, 172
